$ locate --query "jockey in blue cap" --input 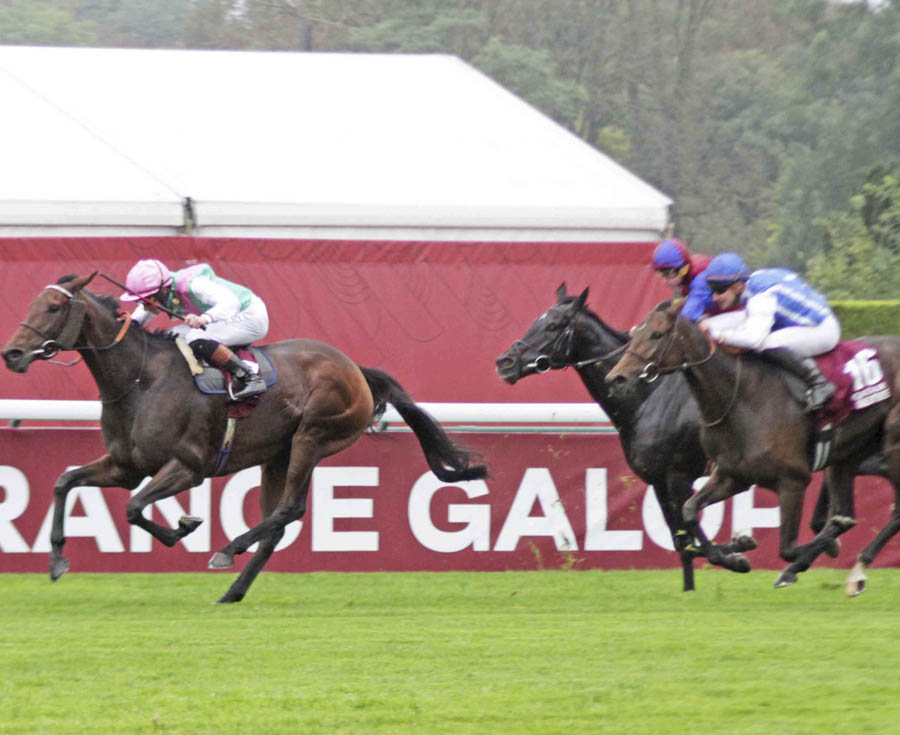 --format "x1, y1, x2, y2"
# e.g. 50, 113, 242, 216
697, 252, 839, 412
650, 238, 715, 321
